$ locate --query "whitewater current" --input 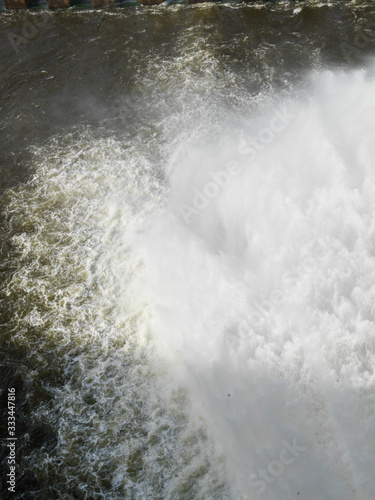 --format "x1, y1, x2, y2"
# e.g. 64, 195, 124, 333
1, 3, 375, 500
